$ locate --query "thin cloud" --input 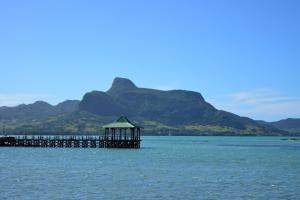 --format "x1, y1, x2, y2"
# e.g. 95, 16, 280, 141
210, 88, 300, 121
231, 89, 297, 105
